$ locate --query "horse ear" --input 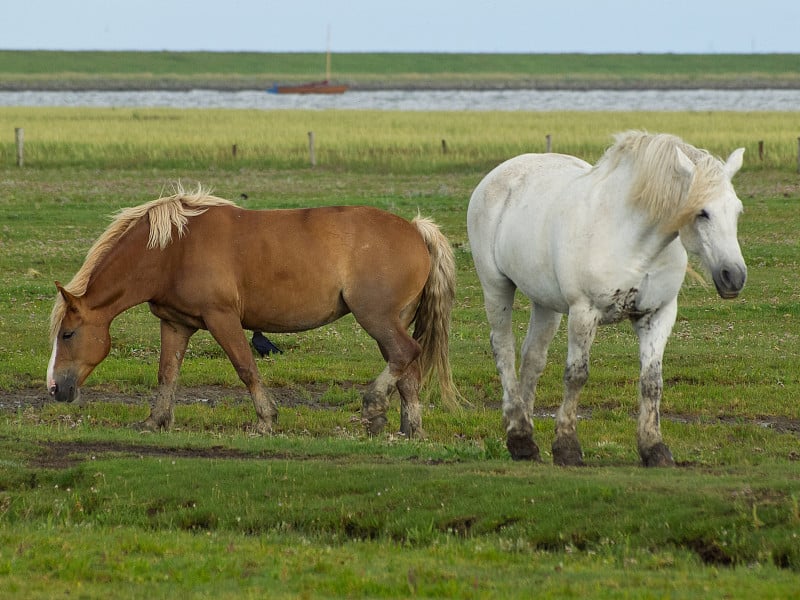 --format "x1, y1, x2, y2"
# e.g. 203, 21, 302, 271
674, 147, 695, 179
724, 147, 745, 179
55, 282, 81, 312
